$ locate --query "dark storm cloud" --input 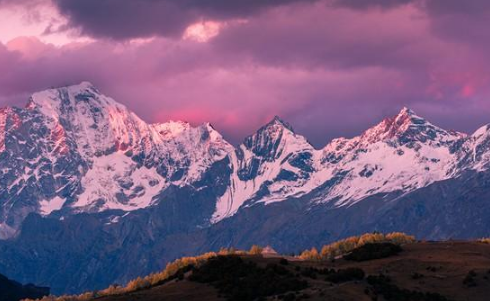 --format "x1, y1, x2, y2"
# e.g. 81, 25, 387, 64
51, 0, 191, 39
332, 0, 416, 10
421, 0, 490, 53
51, 0, 316, 39
423, 0, 490, 15
333, 0, 490, 17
